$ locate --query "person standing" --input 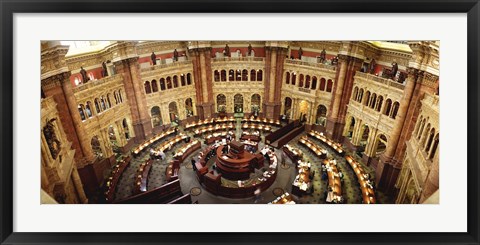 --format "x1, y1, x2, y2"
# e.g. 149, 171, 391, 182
79, 67, 89, 83
173, 49, 179, 61
151, 52, 157, 65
